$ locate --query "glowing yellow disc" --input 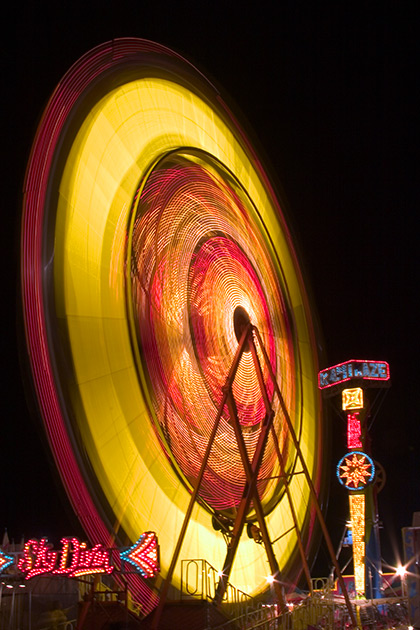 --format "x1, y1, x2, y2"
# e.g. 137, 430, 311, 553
21, 39, 323, 605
